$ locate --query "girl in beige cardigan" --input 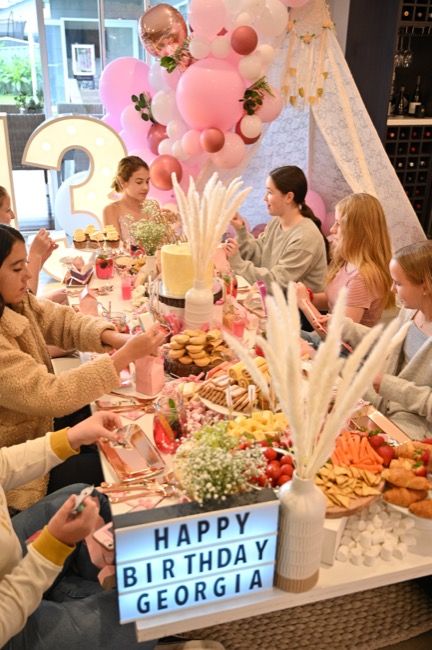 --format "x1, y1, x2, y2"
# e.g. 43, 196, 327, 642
0, 225, 165, 509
